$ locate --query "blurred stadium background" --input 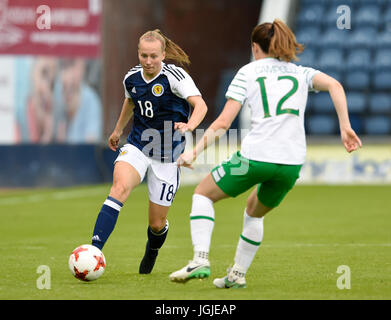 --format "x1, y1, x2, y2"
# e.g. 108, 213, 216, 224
0, 0, 390, 188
